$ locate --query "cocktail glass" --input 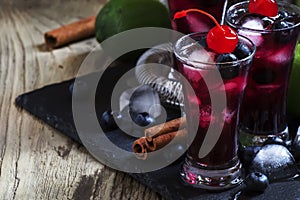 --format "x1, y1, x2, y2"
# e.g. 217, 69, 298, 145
174, 32, 256, 189
226, 1, 300, 146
